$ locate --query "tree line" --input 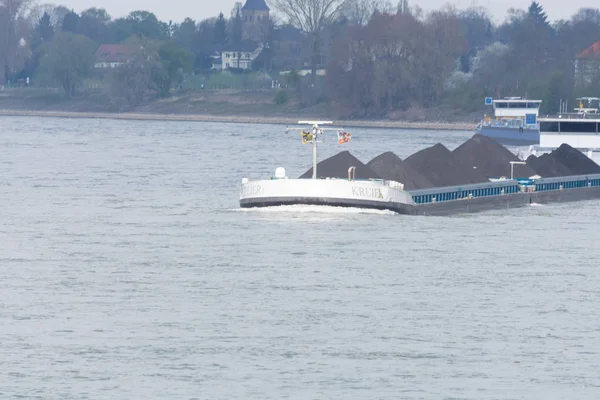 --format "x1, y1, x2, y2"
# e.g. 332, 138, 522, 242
1, 0, 600, 116
328, 1, 600, 116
